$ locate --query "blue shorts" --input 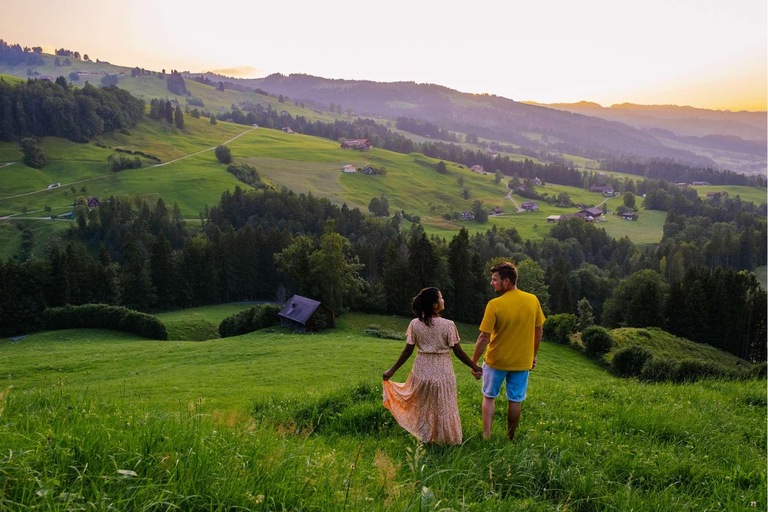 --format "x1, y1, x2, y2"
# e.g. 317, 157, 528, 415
482, 362, 529, 402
